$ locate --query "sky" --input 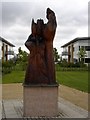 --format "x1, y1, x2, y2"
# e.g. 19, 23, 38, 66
0, 0, 89, 55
